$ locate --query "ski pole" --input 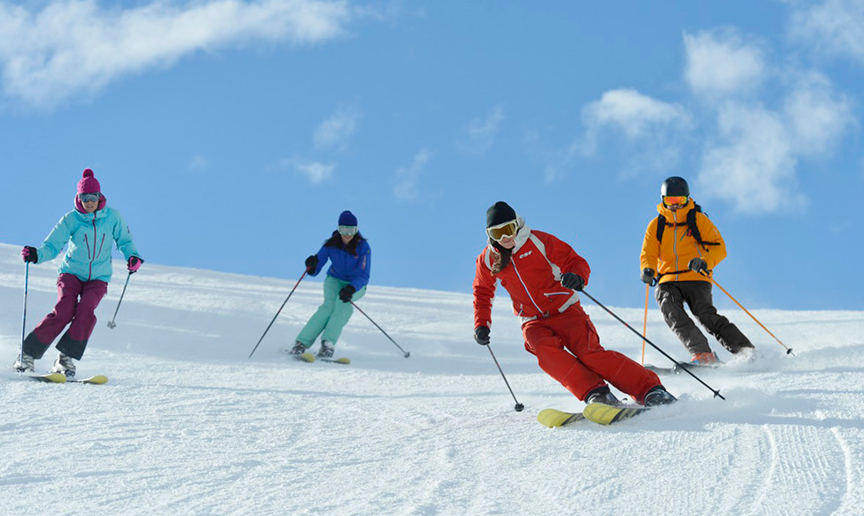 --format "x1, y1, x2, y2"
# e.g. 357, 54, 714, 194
248, 271, 306, 359
641, 283, 650, 365
485, 343, 524, 412
698, 271, 793, 356
107, 272, 132, 329
580, 288, 725, 400
350, 301, 410, 358
19, 262, 29, 368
